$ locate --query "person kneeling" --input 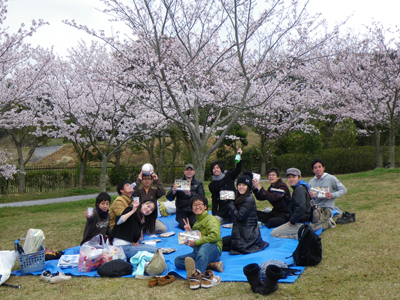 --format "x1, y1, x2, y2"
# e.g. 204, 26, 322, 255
174, 194, 222, 290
